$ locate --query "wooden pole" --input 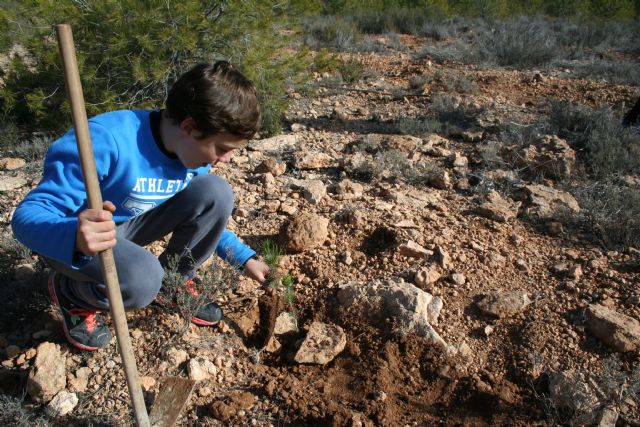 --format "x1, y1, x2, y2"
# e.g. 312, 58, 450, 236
55, 24, 151, 427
